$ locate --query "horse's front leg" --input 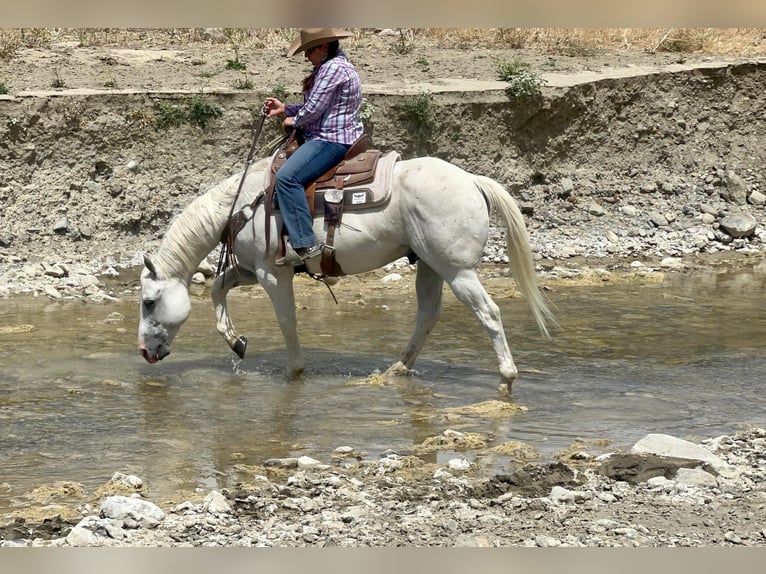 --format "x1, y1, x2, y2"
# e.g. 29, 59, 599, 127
211, 266, 259, 358
257, 266, 305, 379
